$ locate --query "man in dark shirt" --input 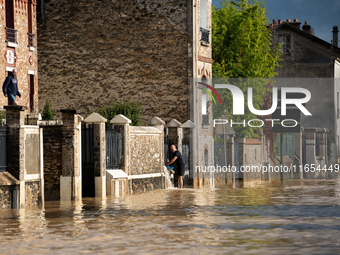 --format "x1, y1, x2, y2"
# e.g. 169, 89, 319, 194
165, 144, 185, 188
2, 69, 21, 105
